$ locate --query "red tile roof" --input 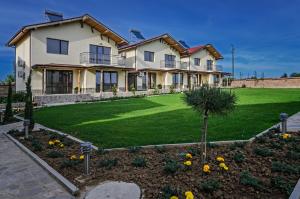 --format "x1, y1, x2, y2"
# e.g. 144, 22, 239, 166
187, 45, 205, 54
